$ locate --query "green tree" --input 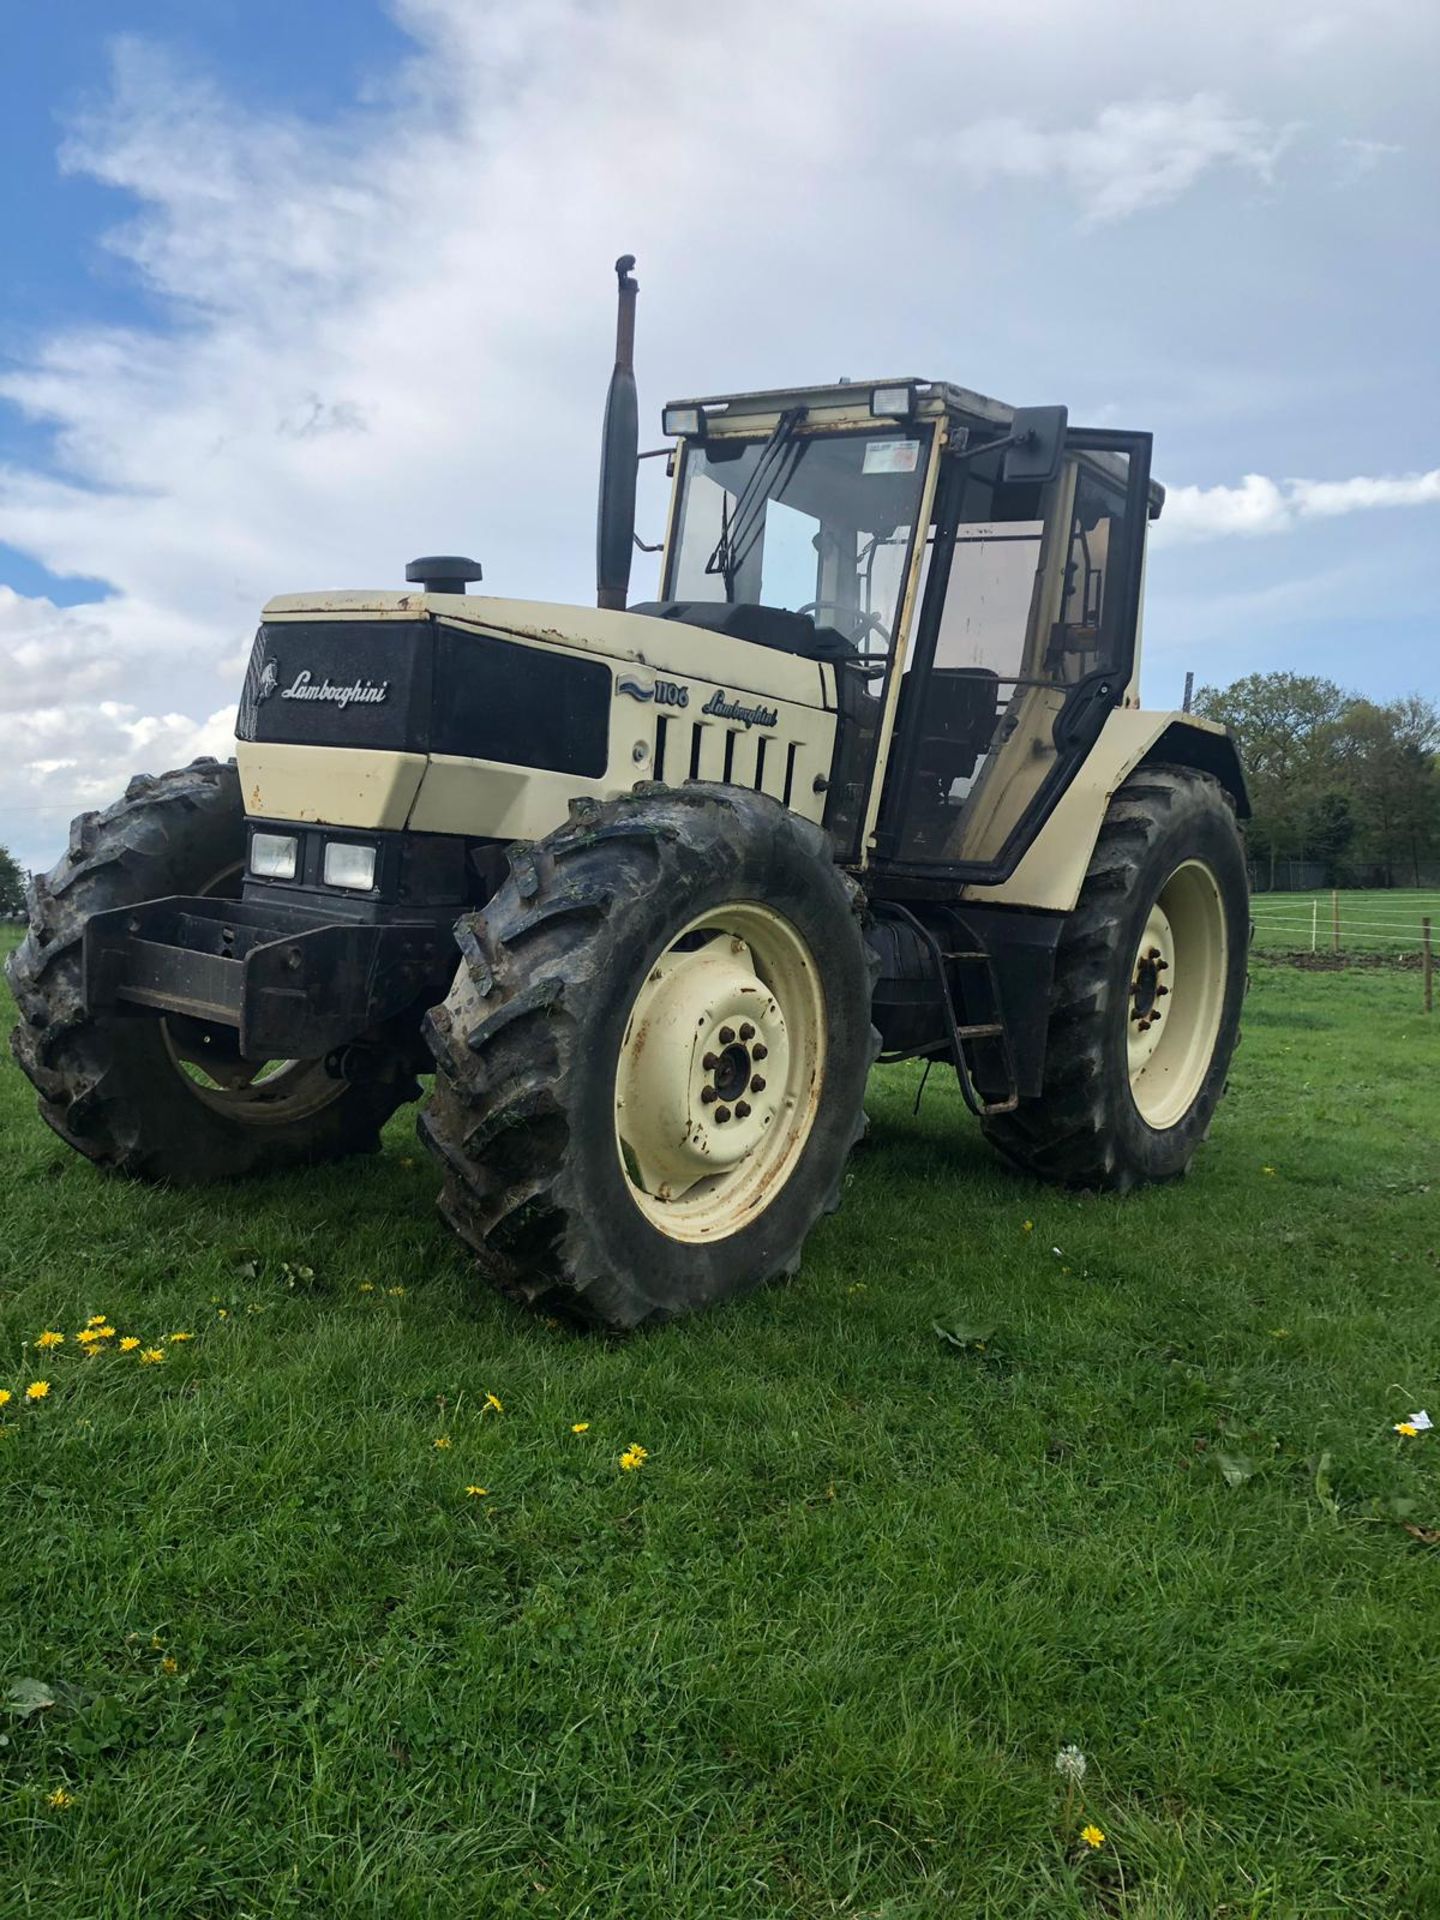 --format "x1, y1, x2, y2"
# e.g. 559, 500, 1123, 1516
1193, 673, 1348, 885
1194, 675, 1440, 887
0, 843, 27, 917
